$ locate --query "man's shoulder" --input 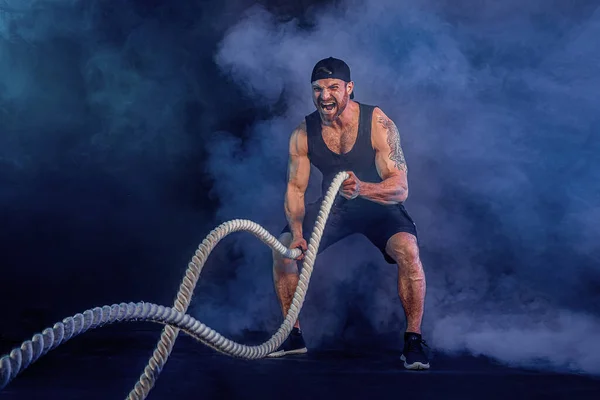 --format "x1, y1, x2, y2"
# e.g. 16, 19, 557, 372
289, 120, 309, 155
365, 104, 385, 118
292, 120, 307, 136
367, 105, 394, 126
290, 120, 308, 145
